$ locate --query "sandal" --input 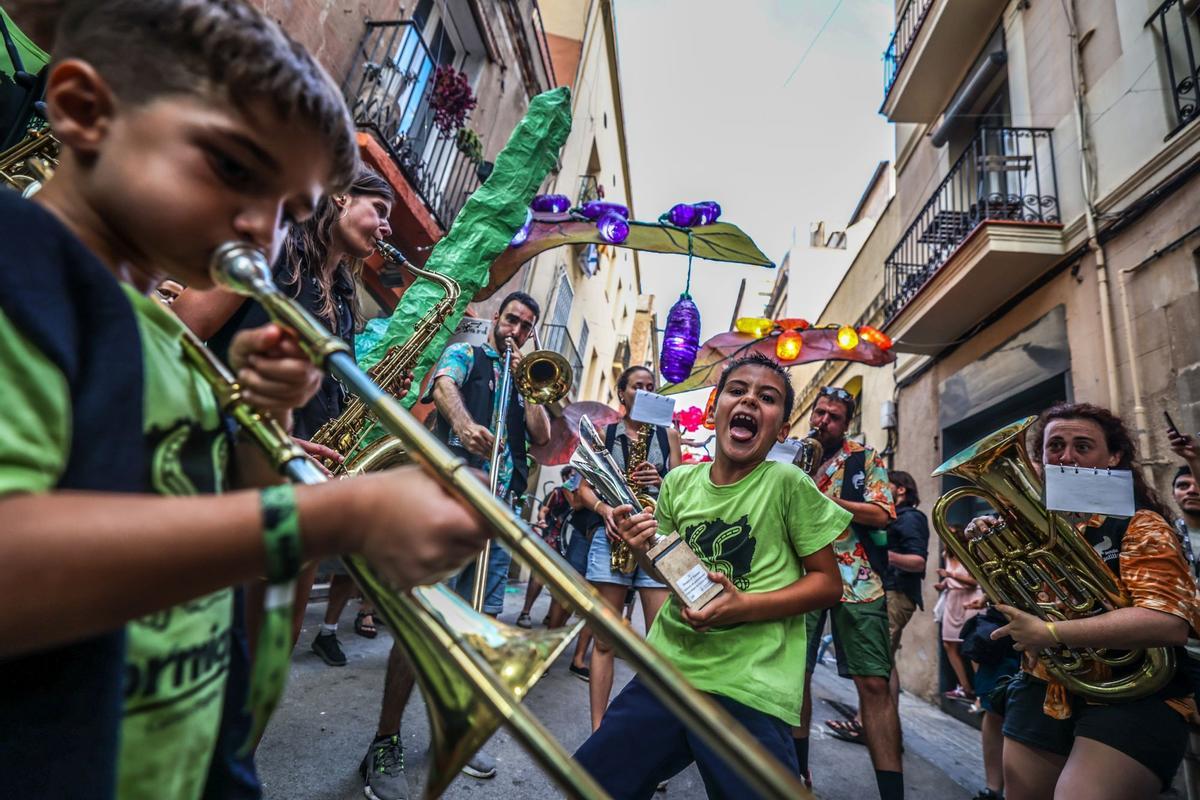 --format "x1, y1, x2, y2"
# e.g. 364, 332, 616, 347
354, 610, 378, 639
825, 718, 865, 745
